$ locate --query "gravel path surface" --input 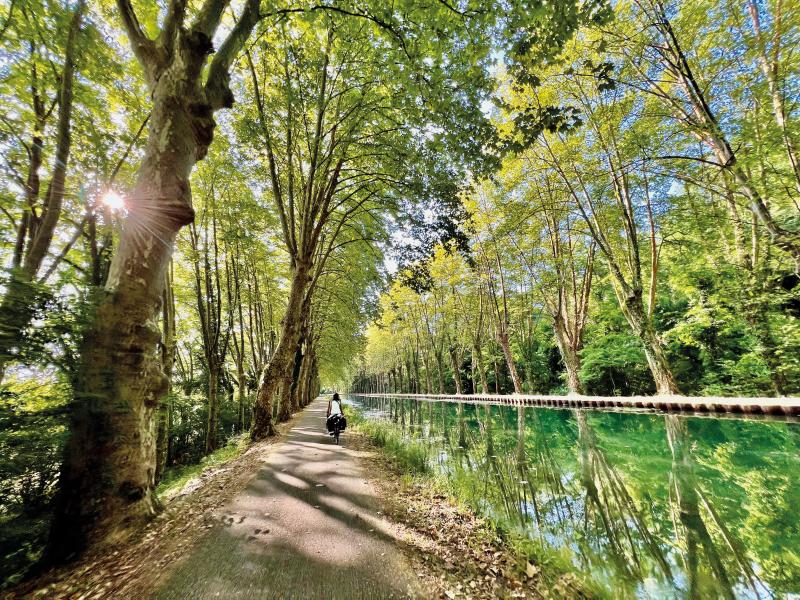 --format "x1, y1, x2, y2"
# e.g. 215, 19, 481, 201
154, 398, 423, 599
